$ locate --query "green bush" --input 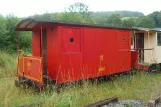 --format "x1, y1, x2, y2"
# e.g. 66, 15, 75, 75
0, 51, 17, 77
